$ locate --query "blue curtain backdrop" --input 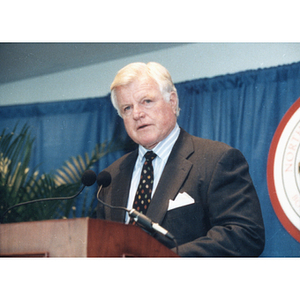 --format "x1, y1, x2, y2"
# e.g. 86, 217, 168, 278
1, 62, 300, 257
